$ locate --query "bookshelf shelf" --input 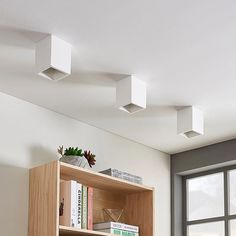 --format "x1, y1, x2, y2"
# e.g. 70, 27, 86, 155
59, 225, 115, 236
60, 162, 153, 193
29, 161, 154, 236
